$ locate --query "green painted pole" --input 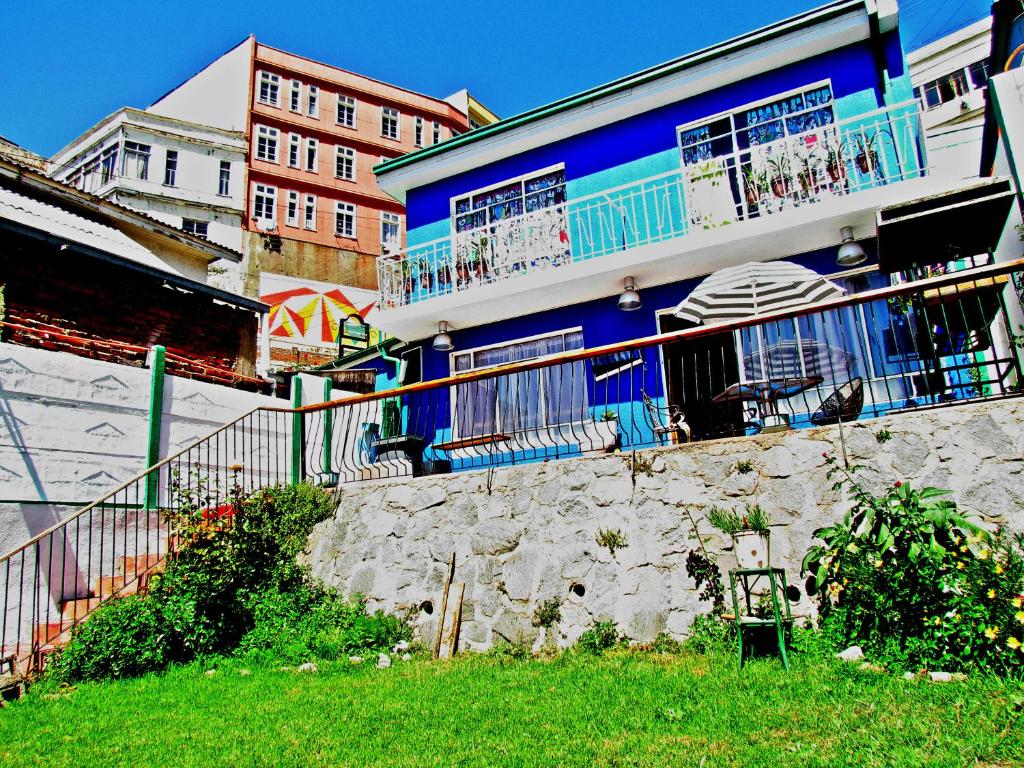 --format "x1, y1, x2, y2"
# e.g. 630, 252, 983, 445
322, 377, 334, 484
290, 376, 304, 485
144, 345, 166, 509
